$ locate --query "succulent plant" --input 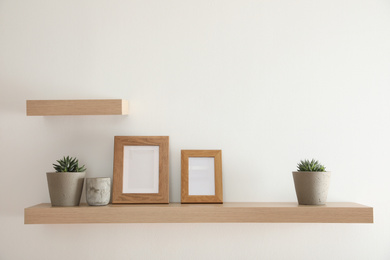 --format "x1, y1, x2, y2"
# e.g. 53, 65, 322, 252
297, 159, 326, 172
53, 156, 86, 172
